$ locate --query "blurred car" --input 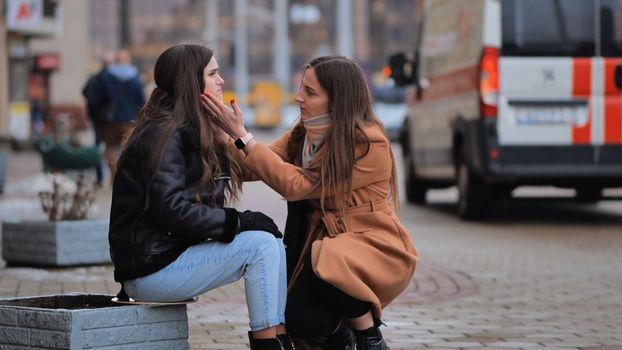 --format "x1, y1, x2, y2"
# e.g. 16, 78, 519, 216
373, 101, 406, 142
372, 84, 407, 103
372, 85, 407, 142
